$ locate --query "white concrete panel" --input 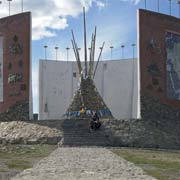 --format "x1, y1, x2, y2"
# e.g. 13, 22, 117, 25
39, 59, 139, 120
0, 34, 3, 102
93, 60, 138, 119
39, 60, 77, 120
